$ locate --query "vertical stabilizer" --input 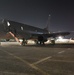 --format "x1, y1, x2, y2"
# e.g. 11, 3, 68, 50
44, 14, 51, 32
